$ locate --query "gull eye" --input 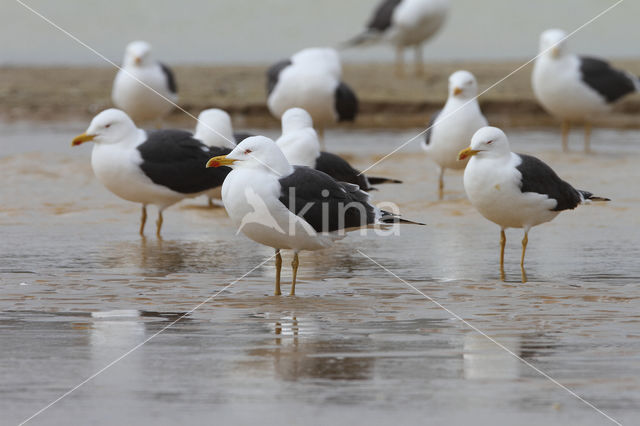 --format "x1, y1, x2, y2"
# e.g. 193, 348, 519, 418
244, 149, 252, 155
105, 124, 111, 128
486, 140, 494, 145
